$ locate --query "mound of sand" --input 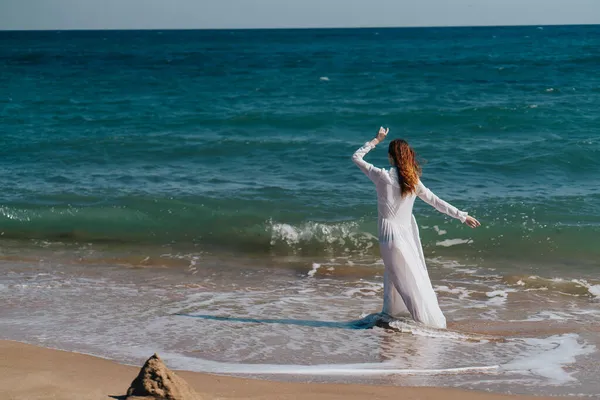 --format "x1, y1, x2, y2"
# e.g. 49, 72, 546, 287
126, 353, 202, 400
